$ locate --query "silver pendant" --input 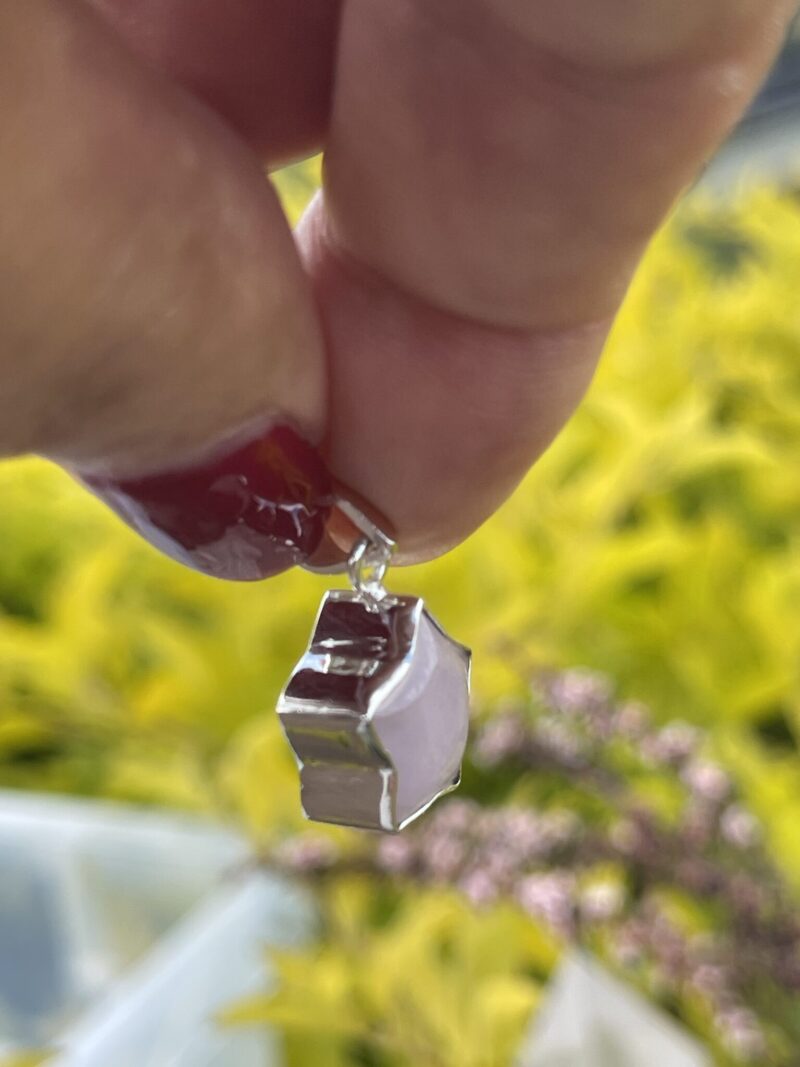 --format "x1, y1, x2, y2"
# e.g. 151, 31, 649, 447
278, 501, 471, 833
